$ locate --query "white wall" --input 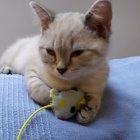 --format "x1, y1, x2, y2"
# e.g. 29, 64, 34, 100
110, 0, 140, 58
0, 0, 38, 54
0, 0, 140, 59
